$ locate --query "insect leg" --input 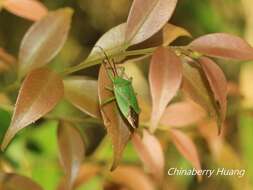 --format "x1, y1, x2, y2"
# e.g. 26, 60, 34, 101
101, 96, 116, 107
105, 86, 113, 92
